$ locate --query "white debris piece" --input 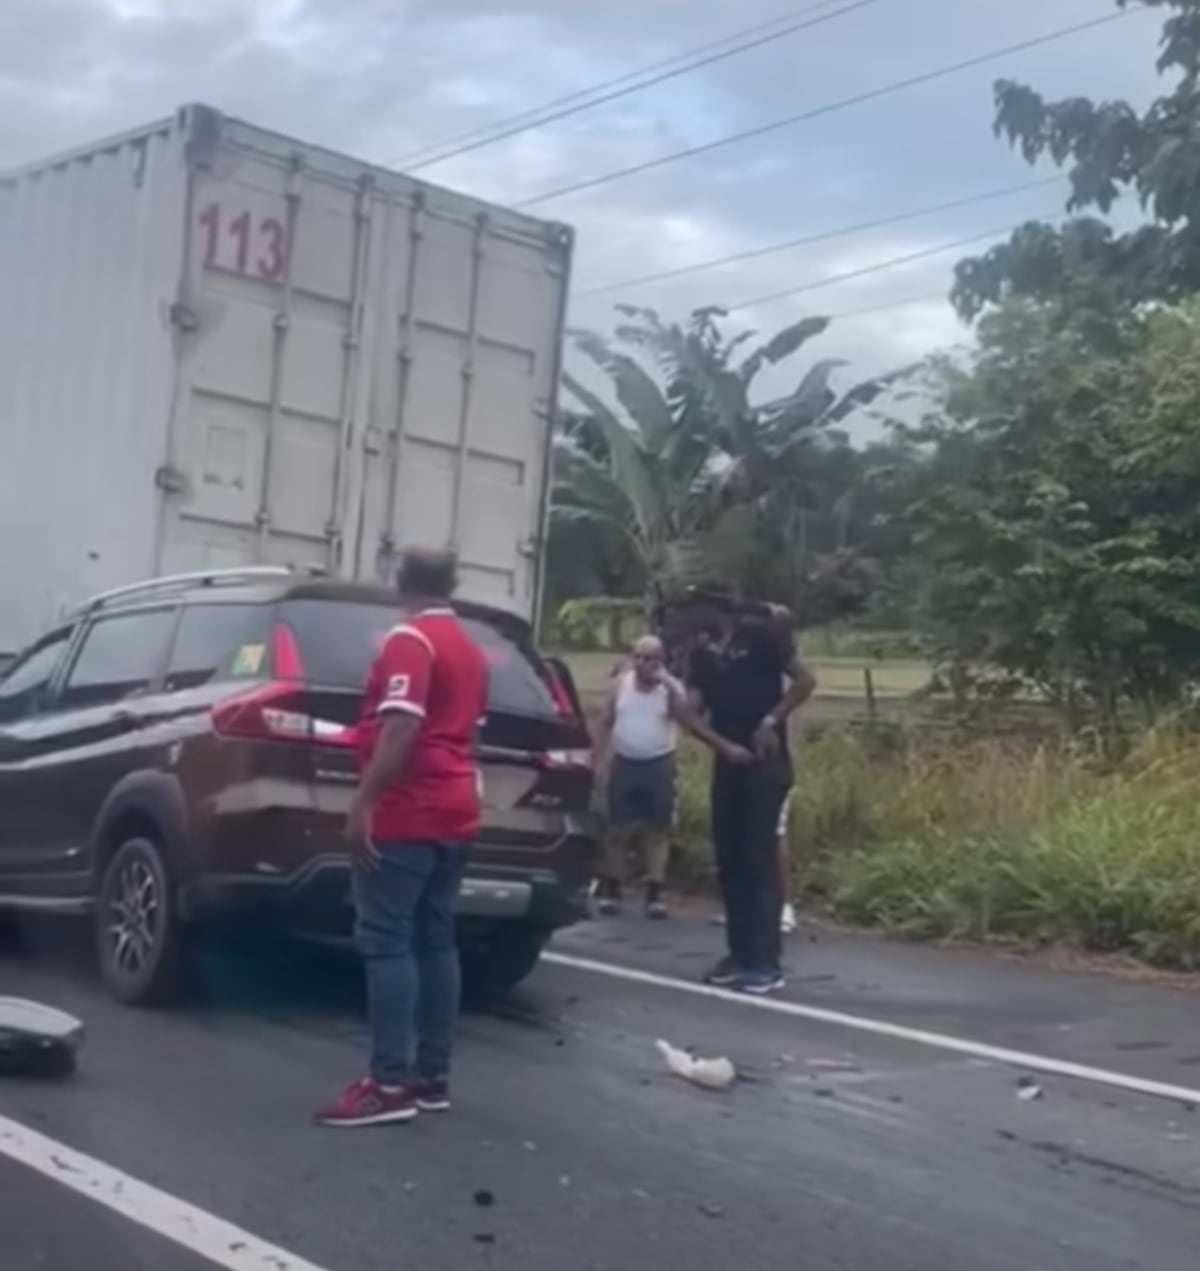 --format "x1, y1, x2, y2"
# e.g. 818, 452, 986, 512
656, 1040, 737, 1091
